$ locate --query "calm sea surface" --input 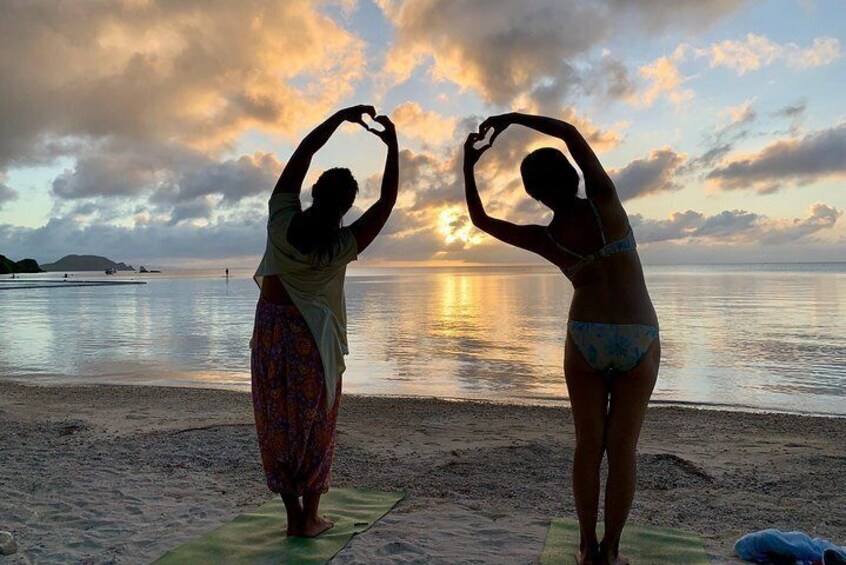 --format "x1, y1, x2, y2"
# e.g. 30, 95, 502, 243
1, 264, 845, 416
